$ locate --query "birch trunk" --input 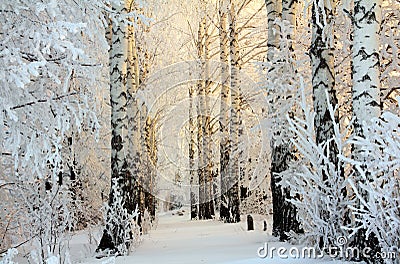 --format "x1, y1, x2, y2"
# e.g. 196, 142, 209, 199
352, 0, 381, 142
311, 0, 338, 164
126, 5, 141, 221
145, 115, 157, 220
203, 17, 215, 219
197, 17, 207, 219
139, 103, 148, 216
189, 84, 199, 219
265, 0, 281, 62
97, 0, 131, 253
219, 0, 231, 222
227, 1, 240, 223
352, 0, 382, 257
266, 0, 283, 238
269, 0, 303, 241
310, 0, 341, 248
